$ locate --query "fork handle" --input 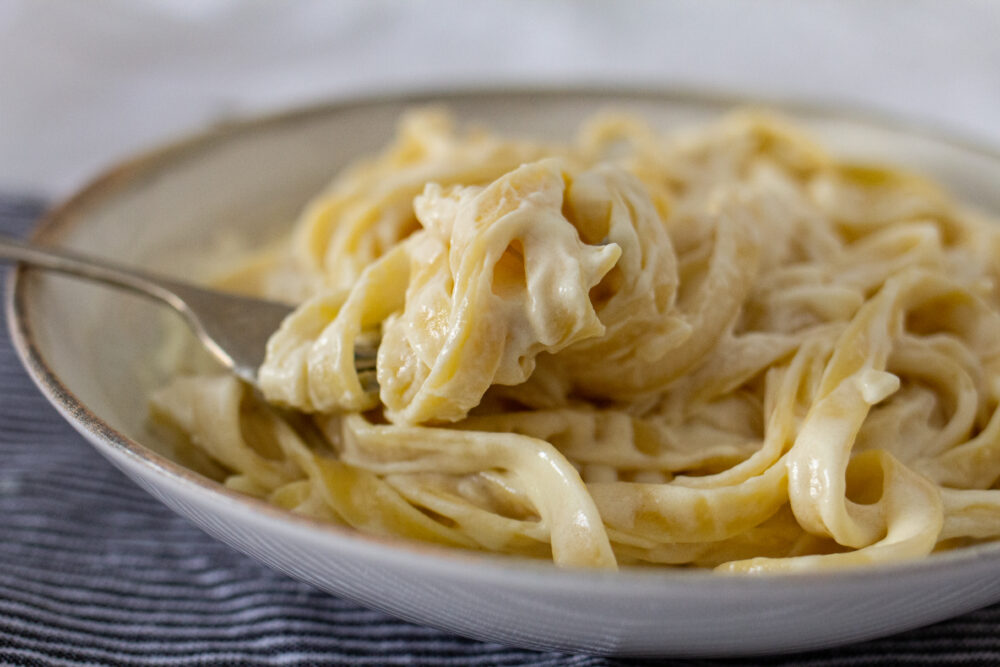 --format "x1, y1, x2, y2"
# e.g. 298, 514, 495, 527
1, 232, 302, 386
0, 233, 186, 310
